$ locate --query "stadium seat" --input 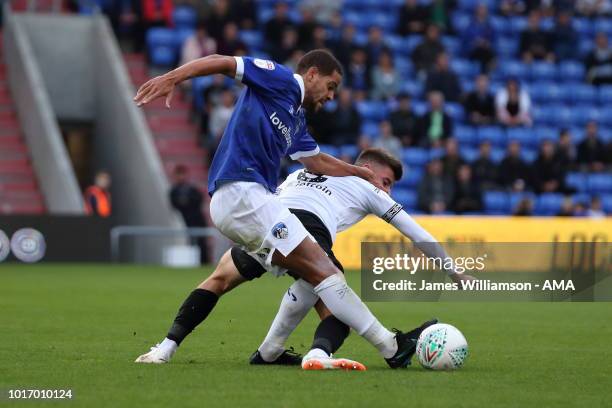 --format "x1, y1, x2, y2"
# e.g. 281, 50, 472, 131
507, 127, 537, 149
392, 188, 418, 210
598, 85, 612, 104
401, 148, 429, 167
429, 147, 445, 161
558, 61, 586, 82
573, 17, 593, 36
397, 166, 423, 188
451, 59, 479, 78
459, 147, 479, 162
484, 191, 510, 214
452, 12, 471, 33
411, 101, 428, 116
319, 144, 340, 157
191, 76, 215, 110
571, 105, 601, 126
340, 144, 359, 159
509, 192, 536, 213
455, 125, 477, 146
529, 82, 564, 104
602, 194, 612, 214
477, 126, 506, 147
520, 148, 538, 163
529, 62, 556, 82
535, 193, 564, 215
356, 101, 389, 121
173, 6, 197, 29
565, 84, 597, 105
534, 126, 558, 144
594, 18, 612, 35
499, 60, 528, 80
395, 57, 414, 78
239, 30, 263, 50
588, 173, 612, 194
442, 36, 461, 56
490, 16, 511, 35
496, 37, 519, 58
398, 80, 423, 97
490, 148, 506, 163
175, 28, 194, 48
598, 127, 612, 143
149, 46, 175, 67
572, 193, 592, 206
445, 102, 465, 122
598, 107, 612, 127
509, 16, 528, 33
